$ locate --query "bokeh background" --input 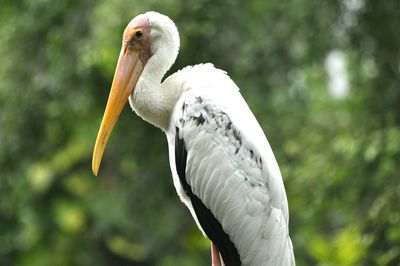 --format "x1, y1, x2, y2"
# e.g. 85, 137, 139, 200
1, 0, 399, 265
